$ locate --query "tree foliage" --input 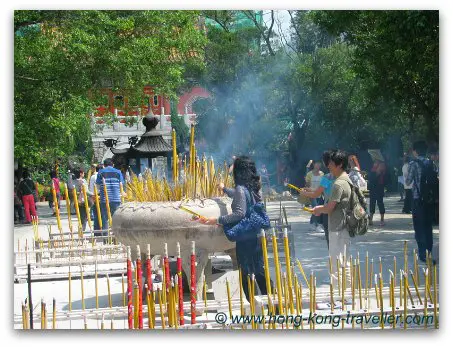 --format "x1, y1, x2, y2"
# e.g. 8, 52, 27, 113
312, 10, 439, 141
14, 10, 206, 169
193, 10, 438, 185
